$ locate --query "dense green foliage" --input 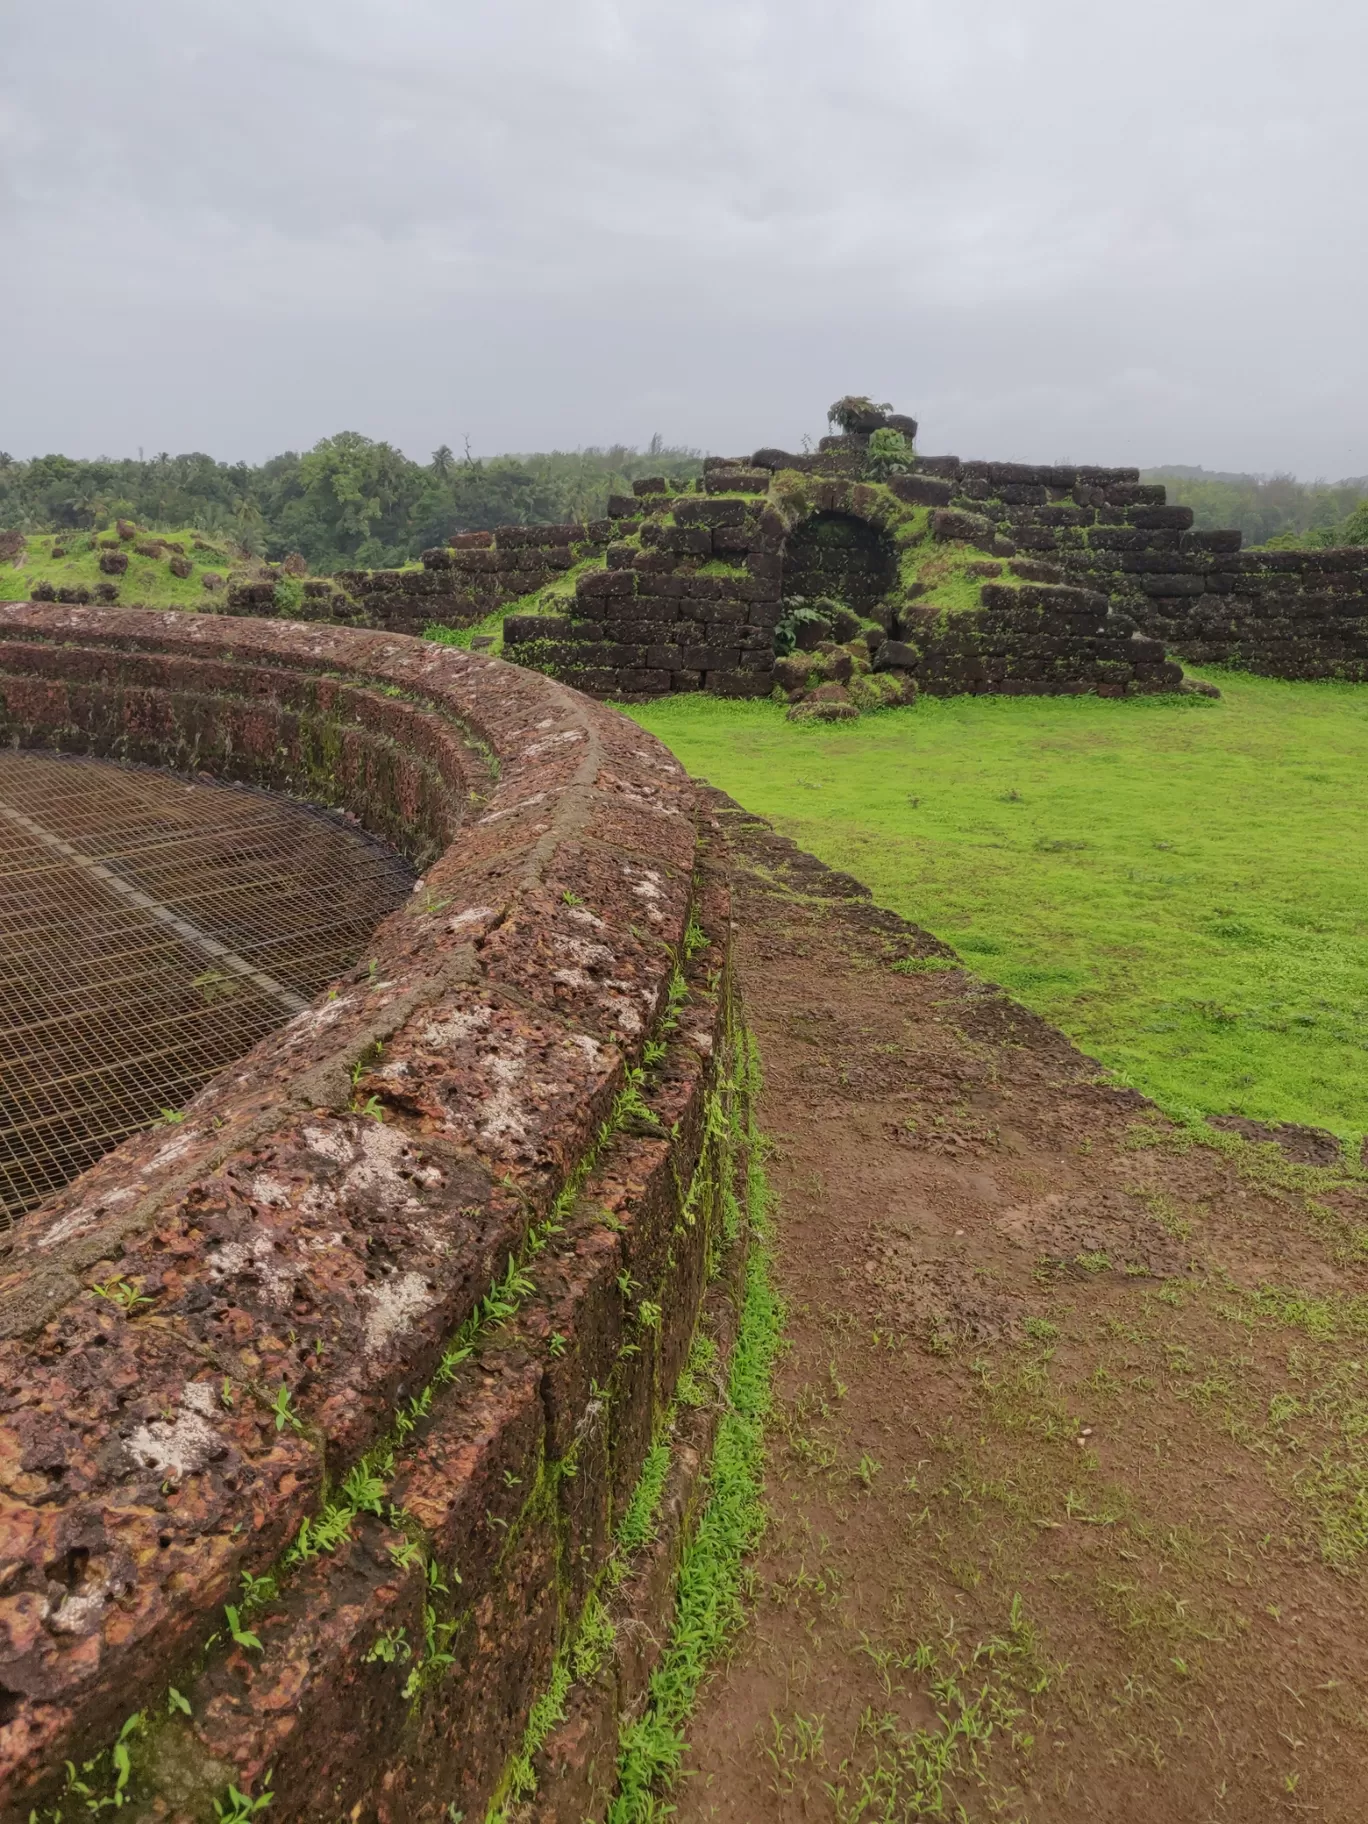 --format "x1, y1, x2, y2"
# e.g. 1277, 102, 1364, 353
1144, 466, 1368, 548
627, 677, 1368, 1145
0, 435, 701, 572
